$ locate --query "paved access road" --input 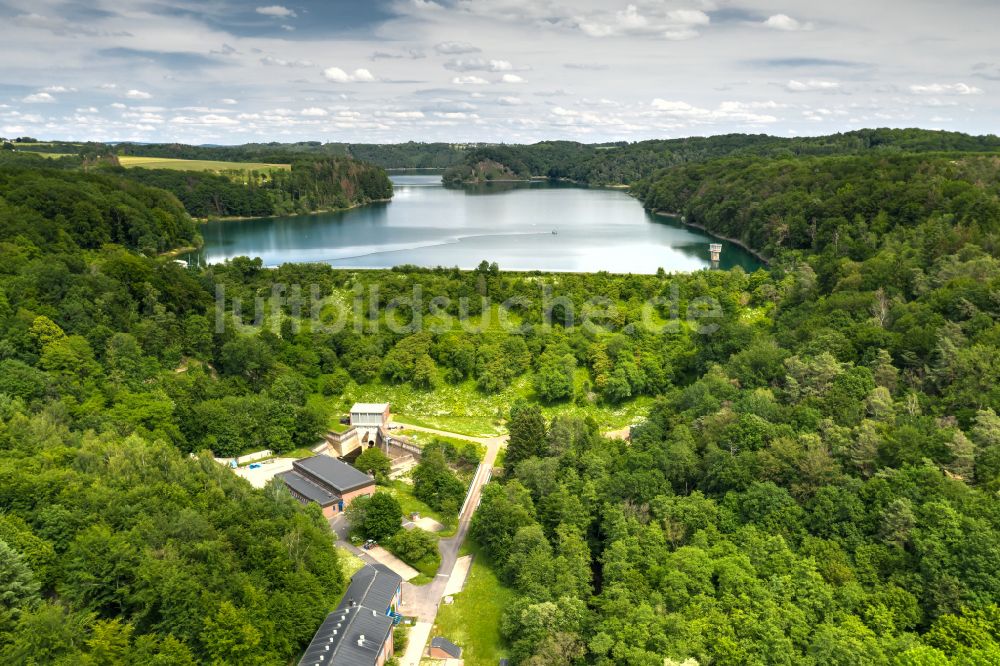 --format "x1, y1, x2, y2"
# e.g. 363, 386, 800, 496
390, 422, 506, 665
